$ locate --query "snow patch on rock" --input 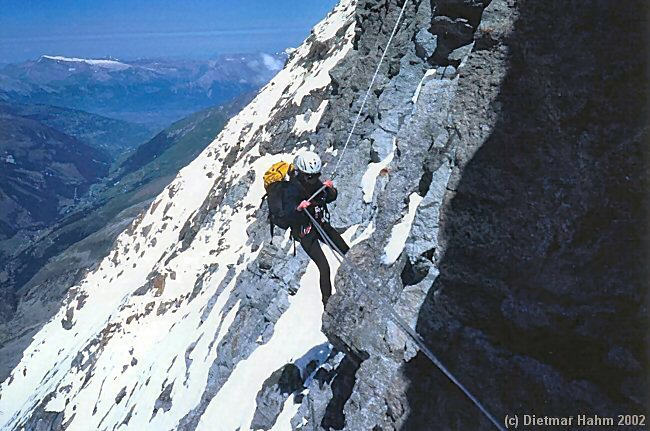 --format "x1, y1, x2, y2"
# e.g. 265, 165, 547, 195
412, 68, 437, 104
292, 100, 329, 135
382, 193, 424, 265
361, 139, 396, 203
